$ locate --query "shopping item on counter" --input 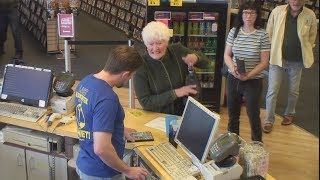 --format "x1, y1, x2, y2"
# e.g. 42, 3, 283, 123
238, 141, 269, 178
